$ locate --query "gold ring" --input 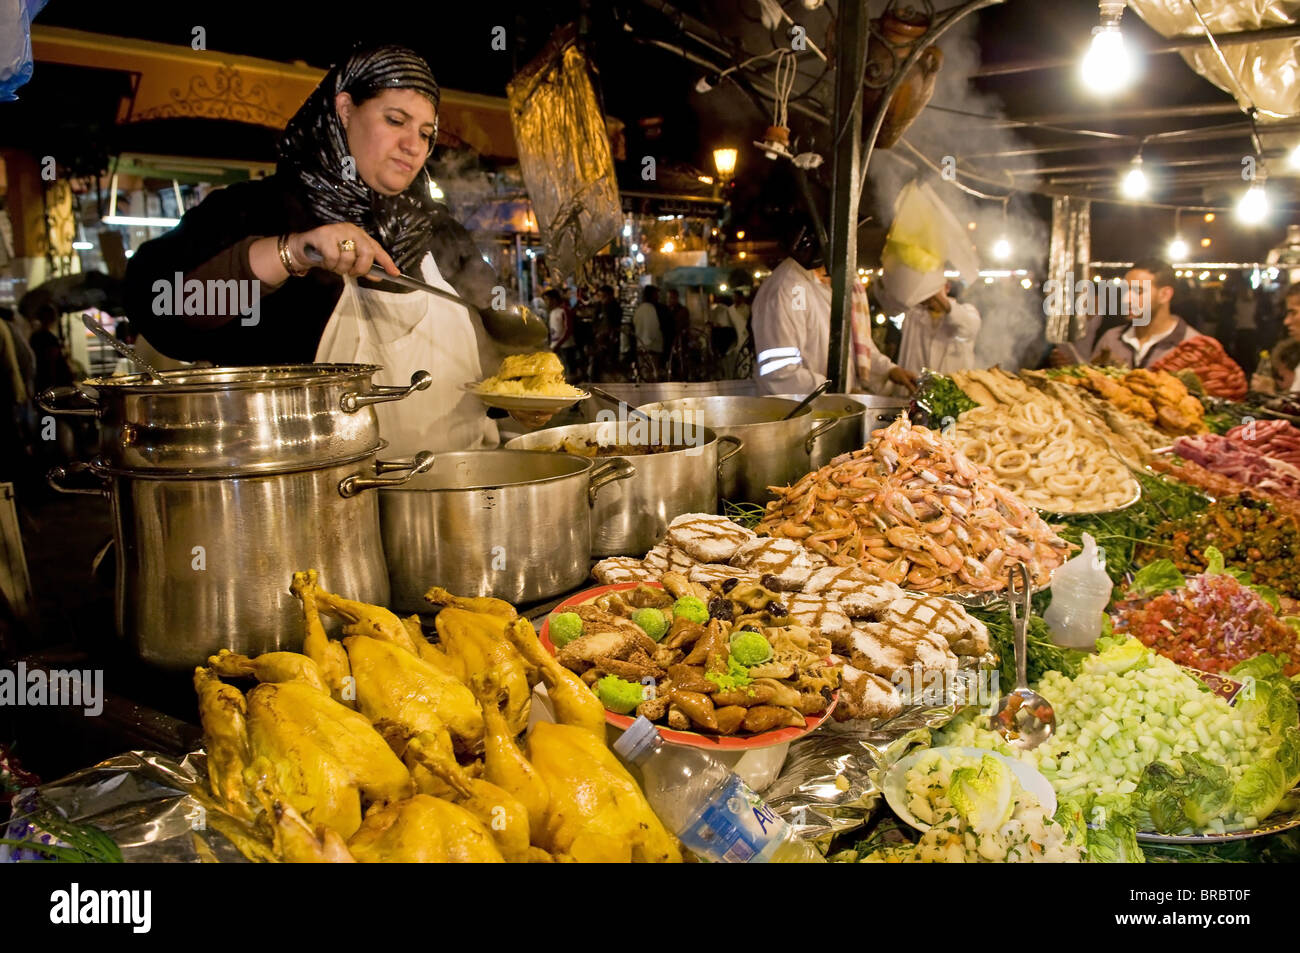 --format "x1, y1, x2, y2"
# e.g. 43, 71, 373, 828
338, 239, 356, 253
